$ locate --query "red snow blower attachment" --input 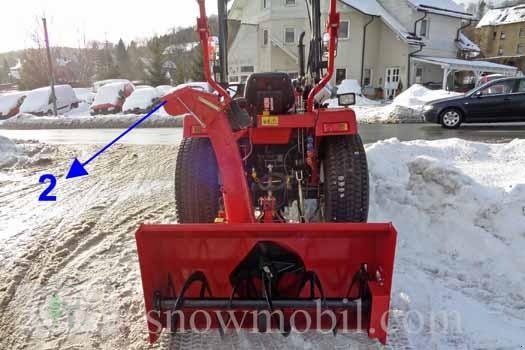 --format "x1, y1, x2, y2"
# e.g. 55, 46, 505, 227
135, 0, 397, 345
